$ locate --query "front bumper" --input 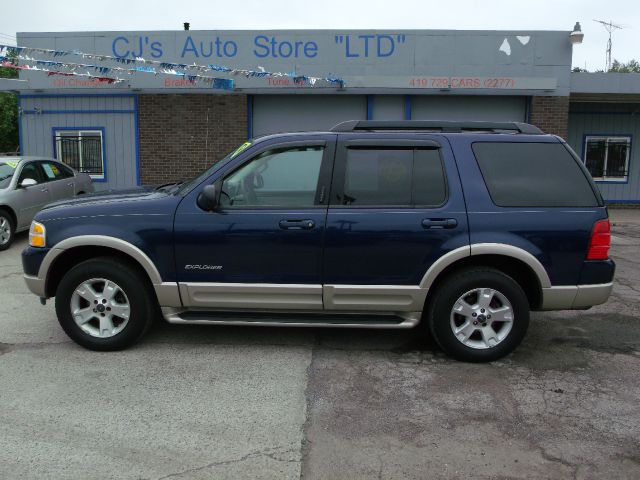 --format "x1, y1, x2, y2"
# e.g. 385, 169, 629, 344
22, 246, 50, 298
24, 274, 46, 298
22, 246, 50, 277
